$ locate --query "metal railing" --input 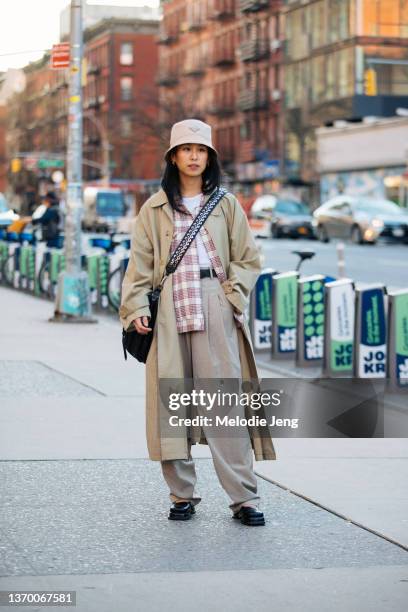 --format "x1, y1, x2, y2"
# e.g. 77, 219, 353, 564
237, 89, 269, 111
239, 38, 270, 62
239, 0, 270, 13
156, 71, 179, 87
